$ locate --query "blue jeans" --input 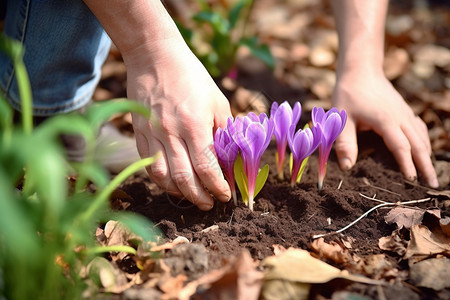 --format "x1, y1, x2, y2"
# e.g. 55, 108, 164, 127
0, 0, 111, 116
